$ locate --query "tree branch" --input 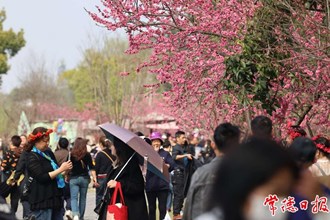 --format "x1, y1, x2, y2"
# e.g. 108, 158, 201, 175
295, 104, 313, 126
